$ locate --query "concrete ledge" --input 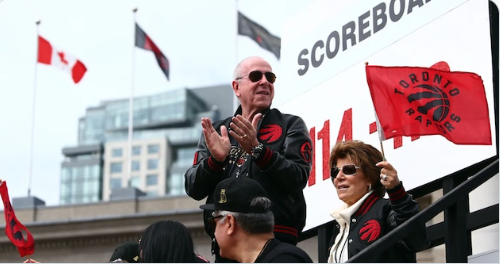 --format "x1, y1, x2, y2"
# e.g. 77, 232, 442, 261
12, 196, 45, 209
110, 187, 146, 201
